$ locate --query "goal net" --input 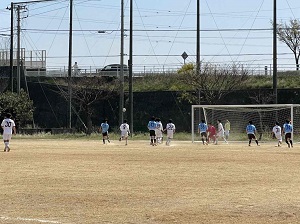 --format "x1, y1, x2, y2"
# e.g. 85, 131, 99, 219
192, 104, 300, 142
